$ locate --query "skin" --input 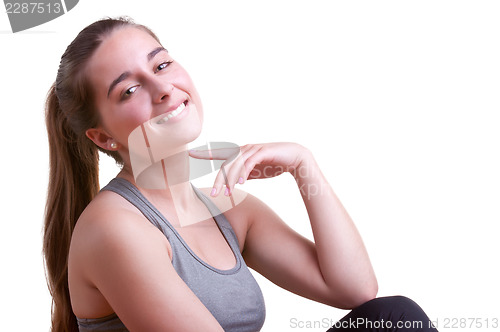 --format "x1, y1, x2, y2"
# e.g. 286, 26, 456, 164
68, 26, 378, 332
